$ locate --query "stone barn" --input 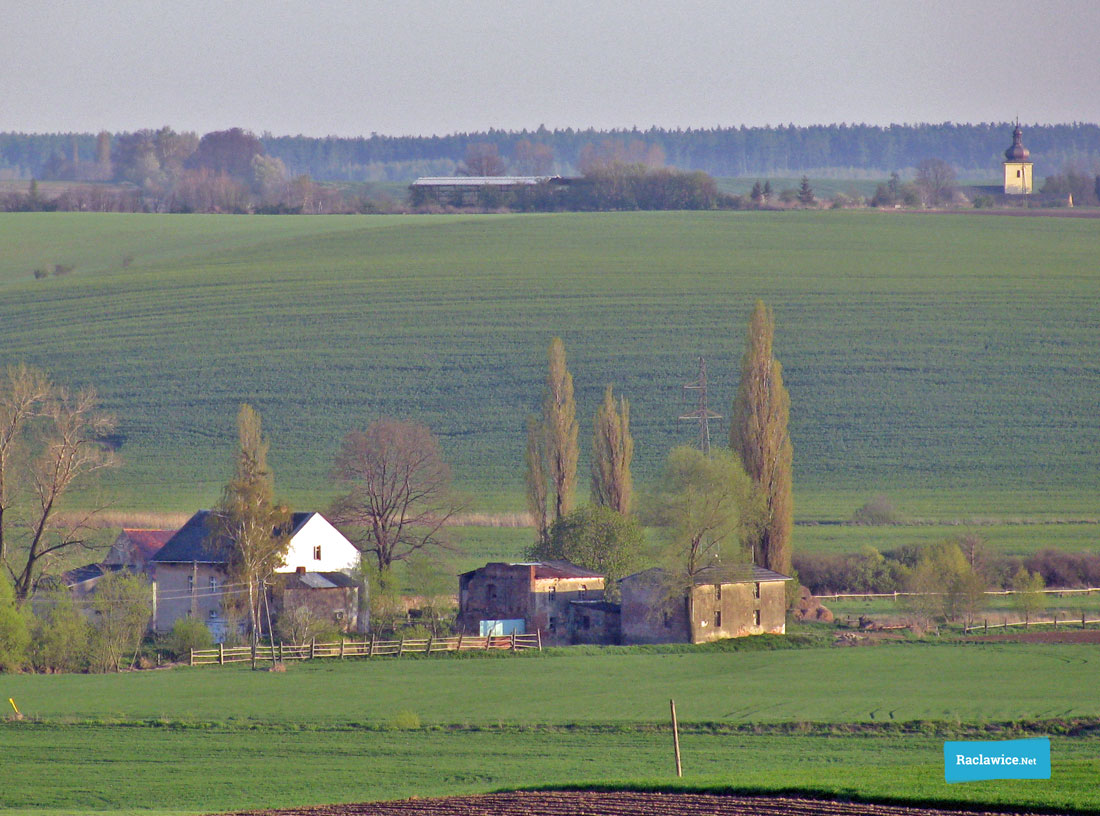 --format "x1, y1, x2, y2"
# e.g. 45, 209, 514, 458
457, 561, 607, 646
620, 564, 791, 644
